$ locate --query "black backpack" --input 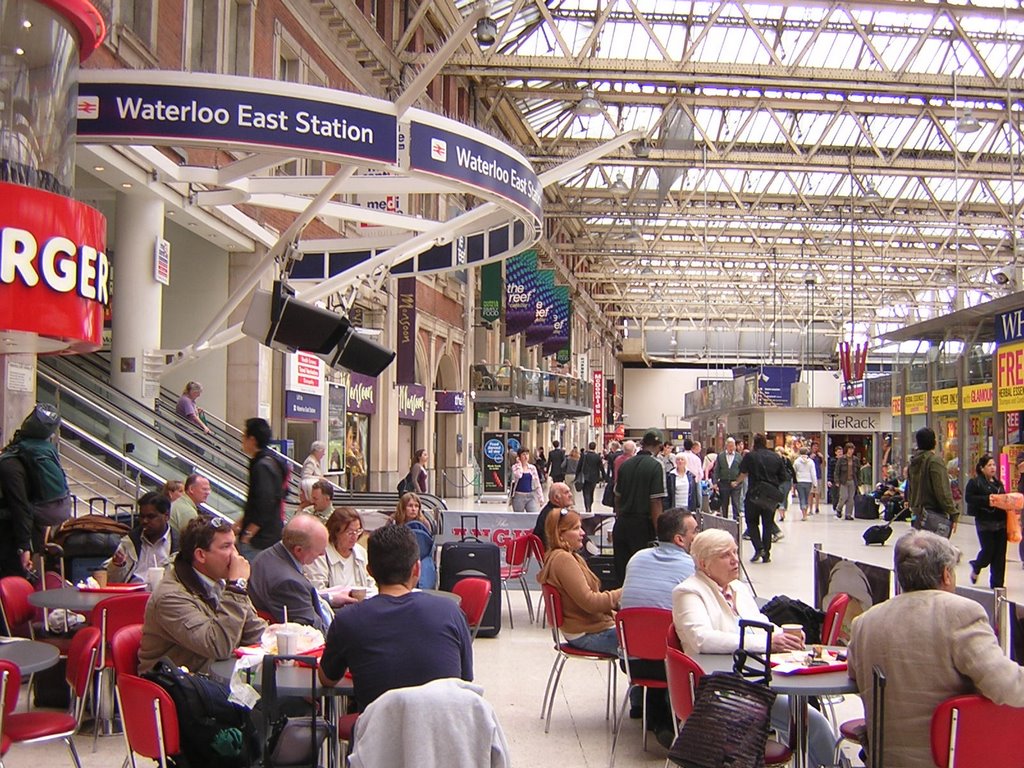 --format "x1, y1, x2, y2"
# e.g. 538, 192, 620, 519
397, 472, 415, 494
760, 595, 825, 644
0, 438, 72, 526
142, 659, 258, 768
